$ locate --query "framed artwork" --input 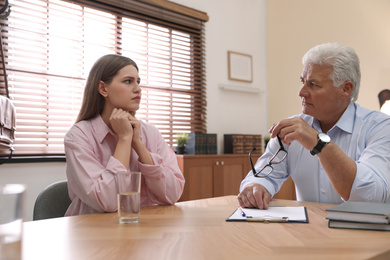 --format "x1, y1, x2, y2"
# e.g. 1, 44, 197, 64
228, 51, 253, 83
